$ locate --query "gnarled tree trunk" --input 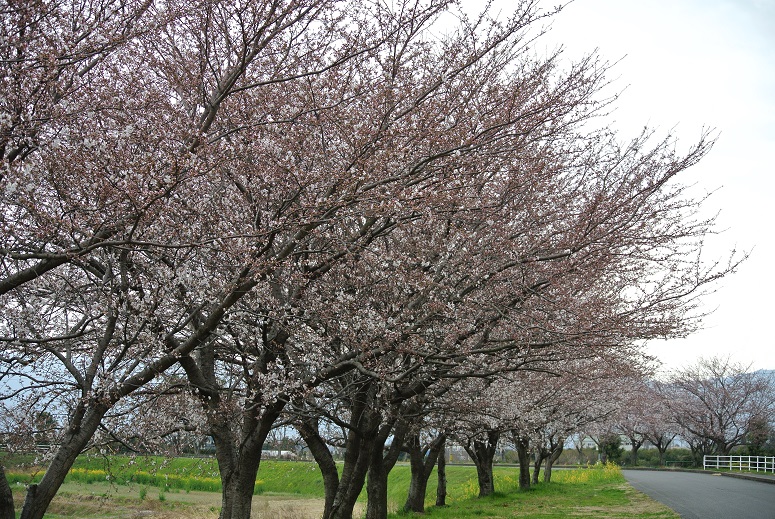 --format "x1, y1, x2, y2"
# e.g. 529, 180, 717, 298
365, 413, 409, 519
532, 450, 543, 485
0, 466, 15, 519
209, 398, 284, 519
463, 430, 499, 497
628, 435, 644, 466
20, 404, 108, 519
514, 433, 531, 490
326, 381, 381, 519
296, 417, 339, 518
181, 329, 287, 519
436, 441, 447, 507
646, 433, 675, 467
403, 432, 446, 513
328, 431, 374, 519
544, 444, 563, 482
658, 446, 668, 466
